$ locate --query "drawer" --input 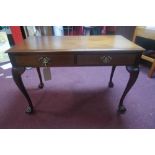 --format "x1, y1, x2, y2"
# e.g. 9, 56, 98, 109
77, 54, 137, 66
12, 54, 74, 67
